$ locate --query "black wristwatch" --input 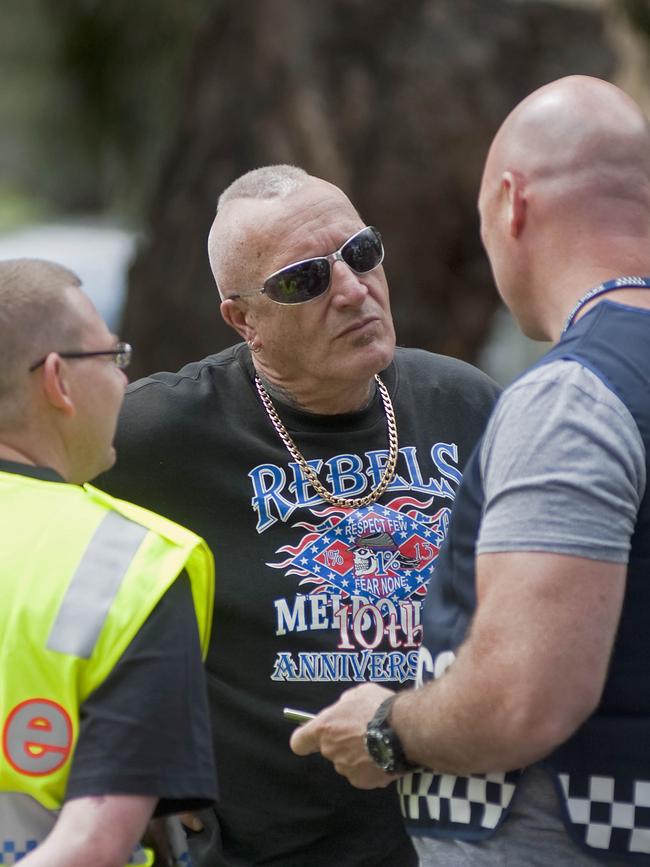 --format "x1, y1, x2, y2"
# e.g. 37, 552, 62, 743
364, 695, 417, 774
